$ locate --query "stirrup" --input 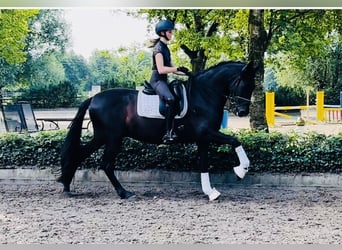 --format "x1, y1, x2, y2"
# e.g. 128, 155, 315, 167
162, 131, 178, 144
